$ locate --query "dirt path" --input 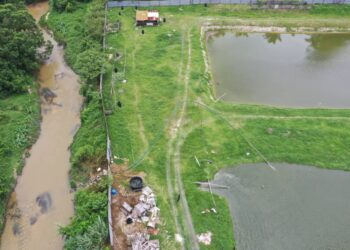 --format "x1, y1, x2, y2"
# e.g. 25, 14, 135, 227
165, 30, 186, 249
166, 29, 200, 249
172, 32, 200, 250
